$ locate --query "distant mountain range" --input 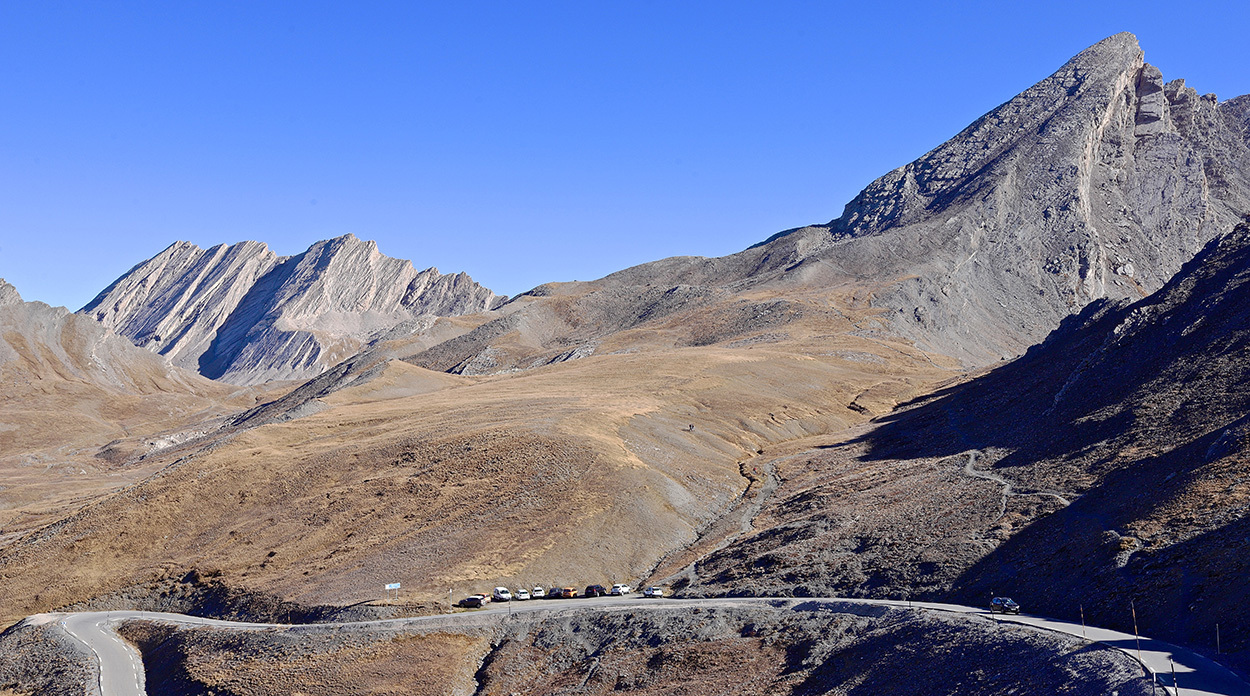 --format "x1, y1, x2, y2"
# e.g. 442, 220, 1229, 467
80, 235, 503, 384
